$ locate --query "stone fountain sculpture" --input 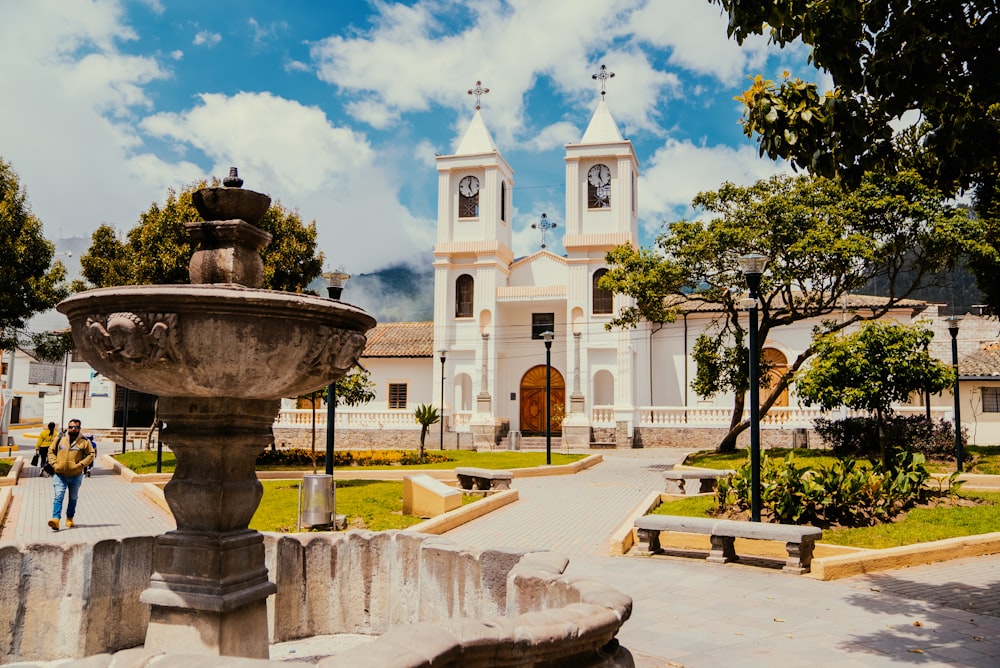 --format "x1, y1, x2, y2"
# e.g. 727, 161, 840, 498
57, 169, 376, 658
